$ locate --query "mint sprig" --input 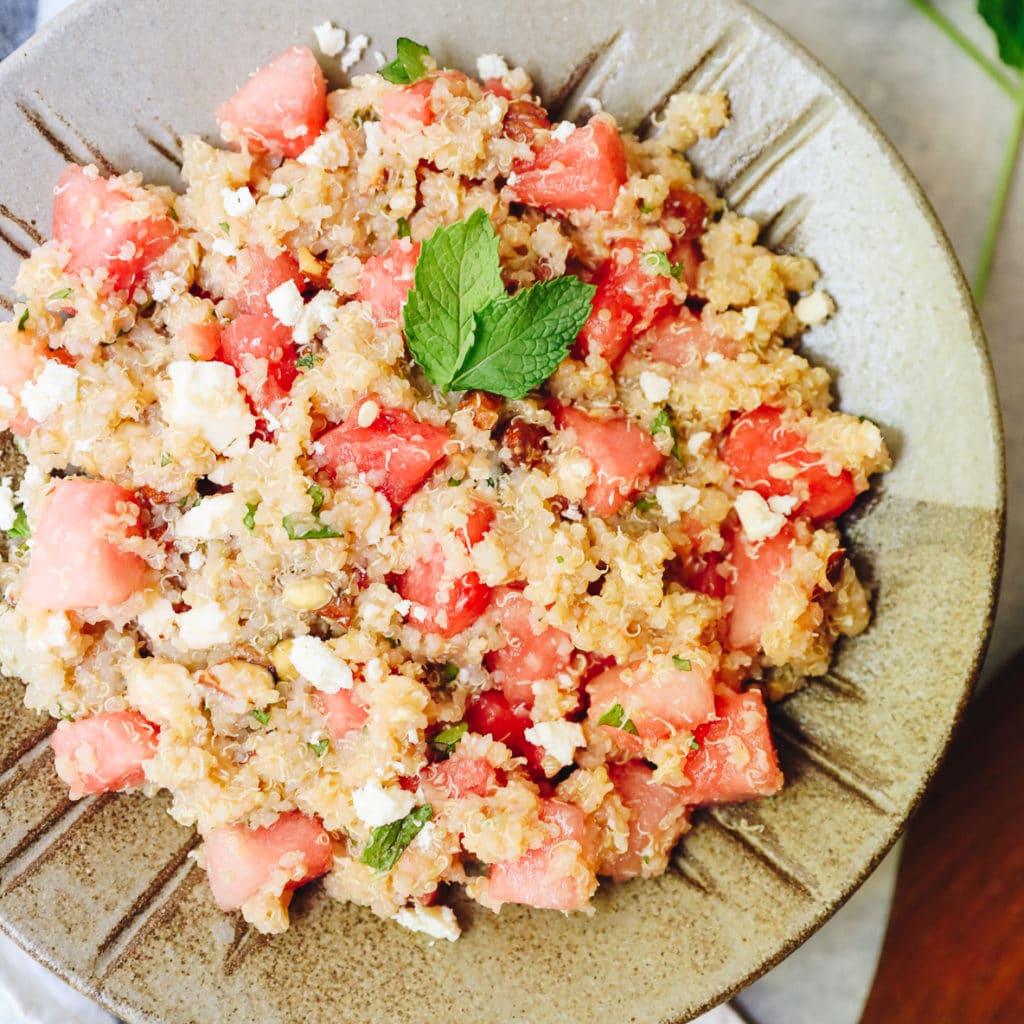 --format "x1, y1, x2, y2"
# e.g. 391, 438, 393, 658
403, 210, 596, 399
380, 37, 432, 85
360, 804, 434, 872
